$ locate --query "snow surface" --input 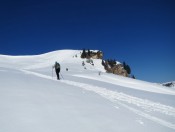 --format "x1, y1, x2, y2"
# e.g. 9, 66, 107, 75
0, 49, 175, 132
